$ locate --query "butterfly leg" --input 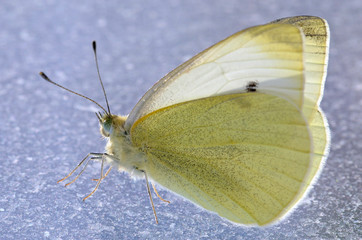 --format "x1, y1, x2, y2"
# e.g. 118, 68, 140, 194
89, 152, 113, 181
152, 183, 170, 204
82, 153, 116, 201
82, 153, 108, 201
143, 170, 159, 224
92, 154, 161, 223
91, 167, 112, 181
57, 153, 92, 186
